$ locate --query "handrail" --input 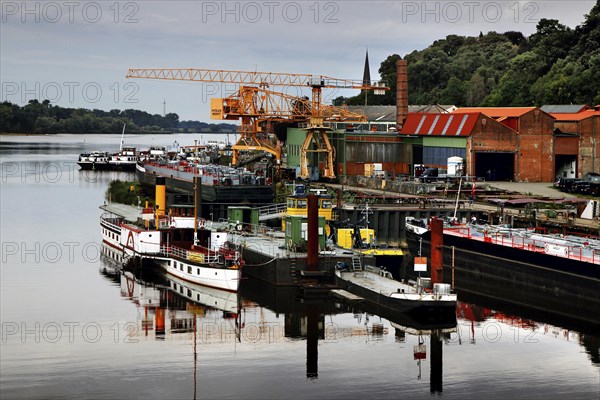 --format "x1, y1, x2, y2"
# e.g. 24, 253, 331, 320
256, 203, 287, 216
159, 245, 222, 265
100, 216, 122, 232
445, 227, 600, 264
